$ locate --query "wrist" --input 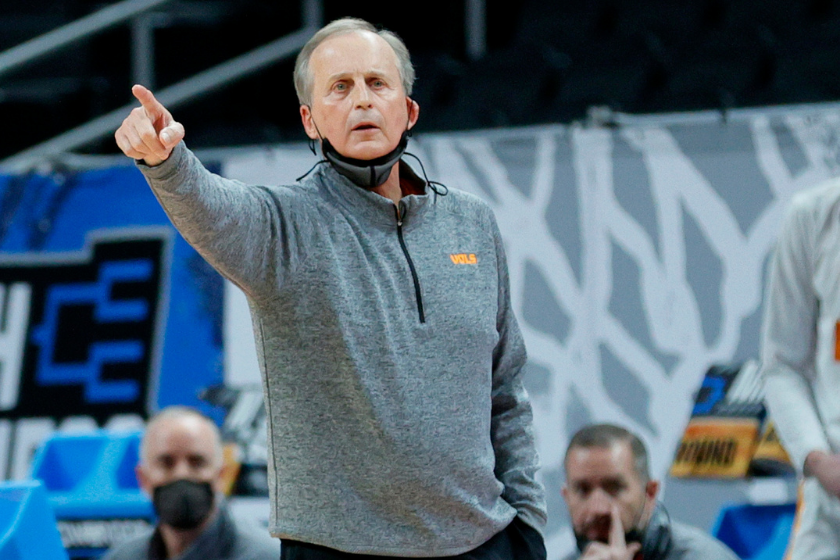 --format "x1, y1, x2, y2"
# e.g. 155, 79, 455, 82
141, 156, 165, 167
